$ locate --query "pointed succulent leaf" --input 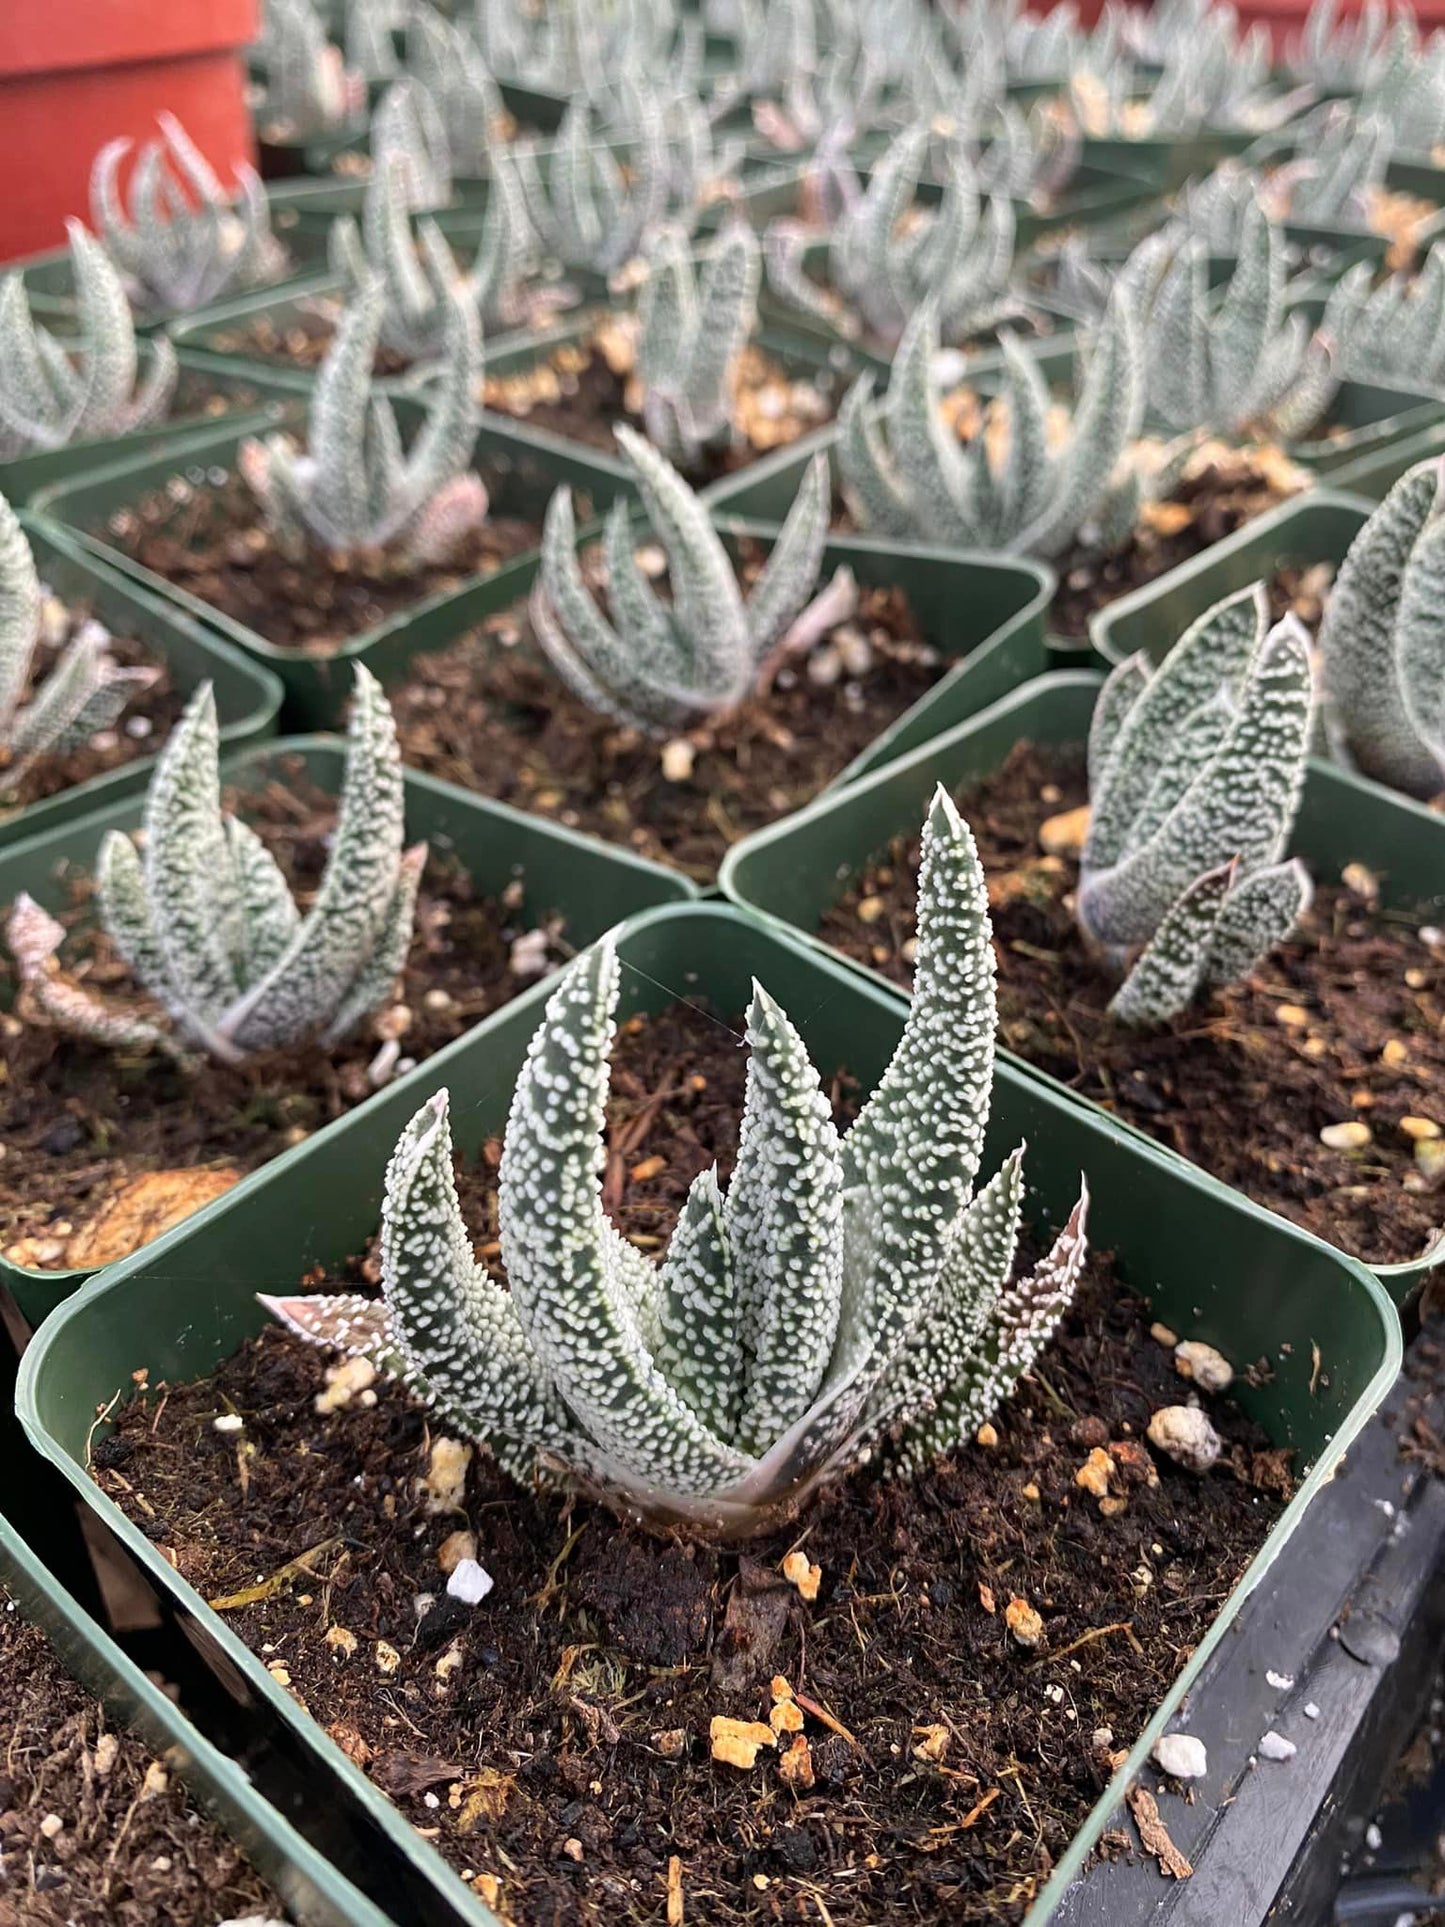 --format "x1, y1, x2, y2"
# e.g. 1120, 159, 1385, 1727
1107, 860, 1235, 1024
742, 451, 829, 662
652, 1166, 744, 1440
